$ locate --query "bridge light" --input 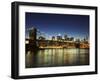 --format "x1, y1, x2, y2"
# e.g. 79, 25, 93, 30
25, 40, 29, 44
